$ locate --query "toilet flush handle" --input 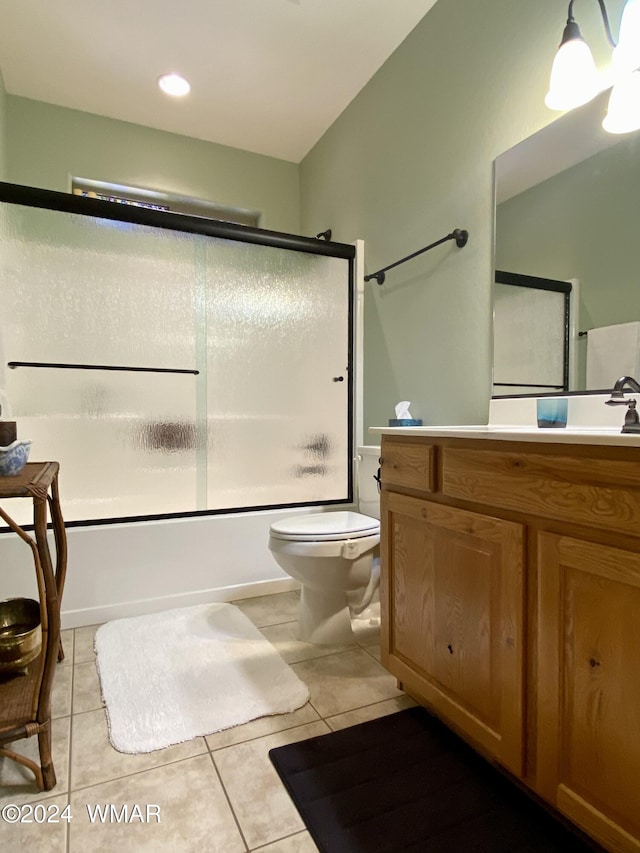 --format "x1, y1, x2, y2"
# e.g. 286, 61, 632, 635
374, 461, 382, 493
341, 540, 360, 559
